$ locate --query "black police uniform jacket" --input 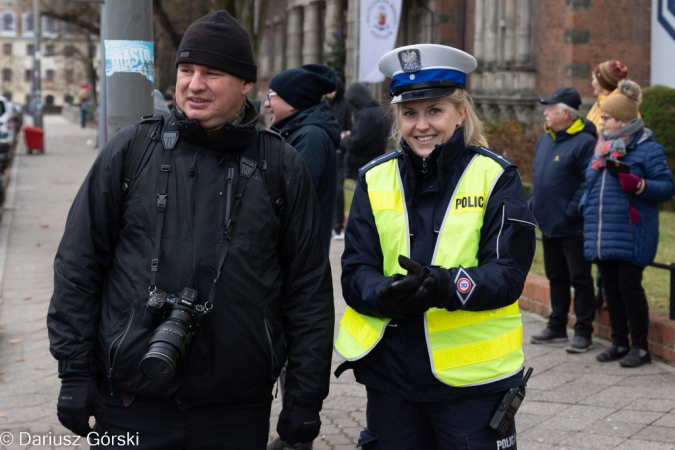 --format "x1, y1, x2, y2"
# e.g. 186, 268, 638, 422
340, 129, 537, 402
48, 104, 335, 411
